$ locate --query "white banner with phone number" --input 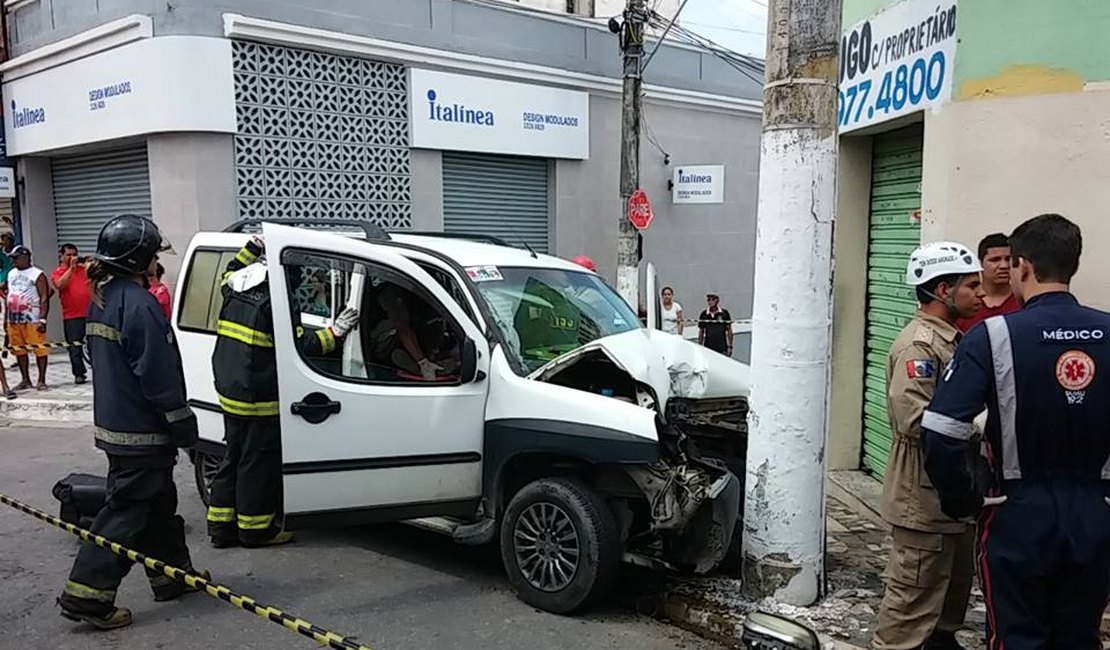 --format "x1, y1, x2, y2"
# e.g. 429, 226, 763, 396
838, 0, 958, 133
